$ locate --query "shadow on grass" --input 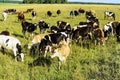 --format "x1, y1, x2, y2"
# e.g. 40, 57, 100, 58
28, 56, 52, 67
12, 33, 24, 38
0, 19, 3, 21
